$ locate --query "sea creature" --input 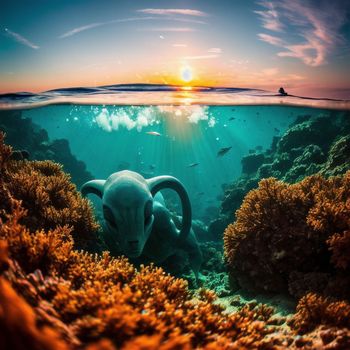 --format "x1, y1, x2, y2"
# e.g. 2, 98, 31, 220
255, 145, 263, 151
149, 164, 156, 170
188, 162, 199, 167
274, 128, 280, 133
81, 170, 202, 278
146, 131, 161, 136
217, 146, 232, 157
228, 117, 235, 121
196, 192, 205, 196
